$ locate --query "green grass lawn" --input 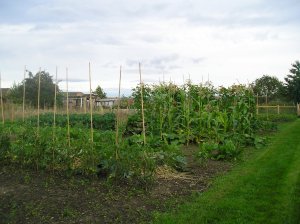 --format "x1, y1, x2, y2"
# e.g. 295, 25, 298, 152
154, 120, 300, 224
